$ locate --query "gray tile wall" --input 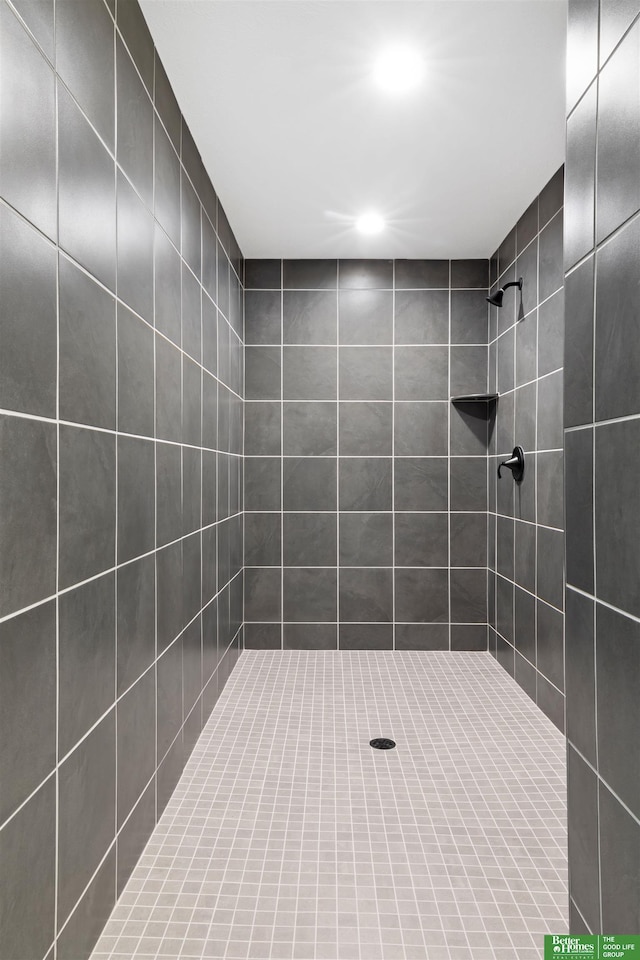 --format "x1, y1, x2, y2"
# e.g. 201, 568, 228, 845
564, 0, 640, 935
243, 258, 490, 651
487, 169, 566, 733
0, 2, 243, 958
